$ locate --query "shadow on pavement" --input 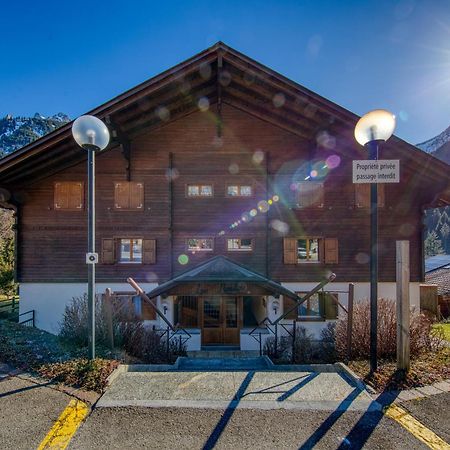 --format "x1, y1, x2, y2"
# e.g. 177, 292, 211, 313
0, 379, 54, 399
203, 371, 255, 450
